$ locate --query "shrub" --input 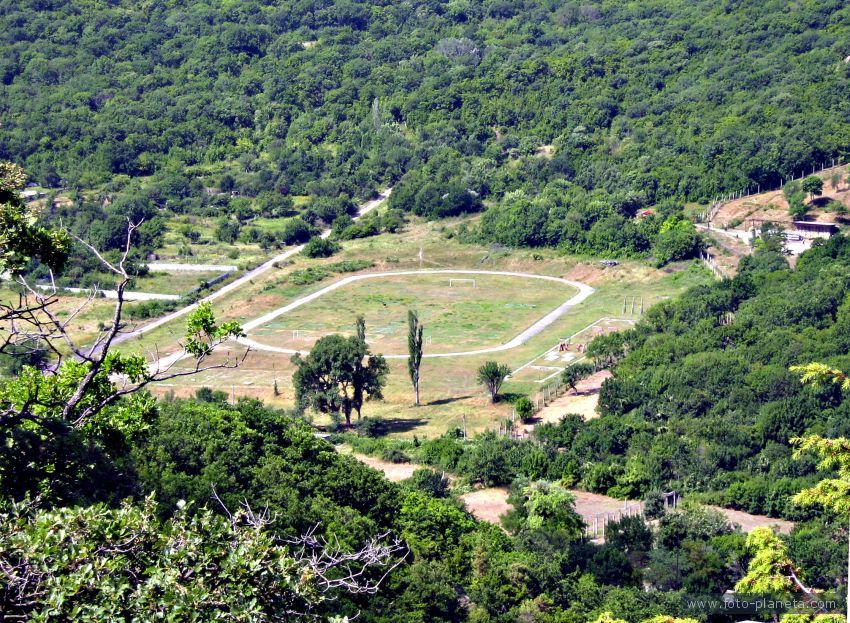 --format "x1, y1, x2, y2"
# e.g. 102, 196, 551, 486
381, 447, 410, 464
288, 267, 329, 285
407, 468, 451, 498
302, 237, 340, 258
356, 416, 388, 438
328, 259, 374, 273
514, 396, 535, 422
280, 217, 319, 245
